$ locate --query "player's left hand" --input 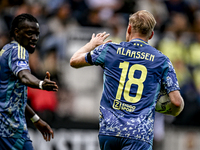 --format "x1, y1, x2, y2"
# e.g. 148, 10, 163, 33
34, 119, 54, 141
